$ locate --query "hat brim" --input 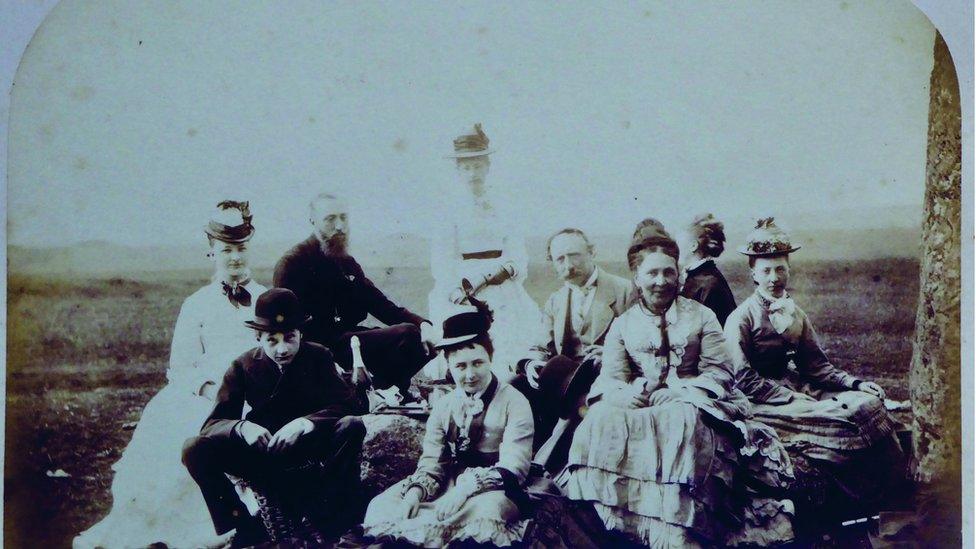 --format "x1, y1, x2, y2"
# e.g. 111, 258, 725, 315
738, 245, 801, 257
435, 332, 482, 349
205, 227, 255, 244
537, 357, 595, 419
444, 148, 495, 159
244, 315, 311, 333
